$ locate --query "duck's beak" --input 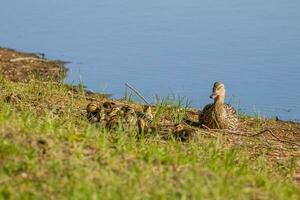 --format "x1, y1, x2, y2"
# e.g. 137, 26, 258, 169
210, 93, 217, 99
